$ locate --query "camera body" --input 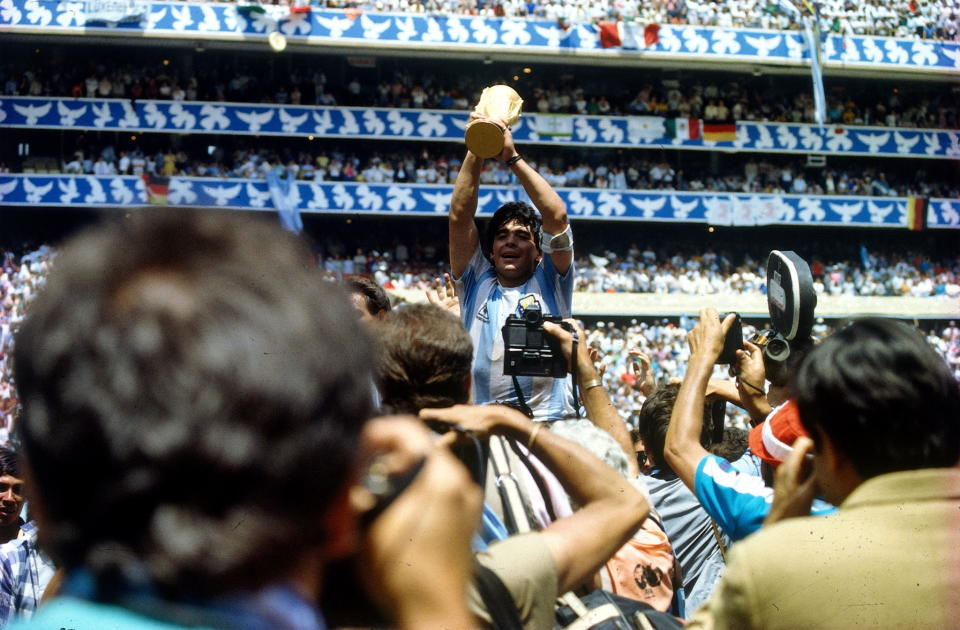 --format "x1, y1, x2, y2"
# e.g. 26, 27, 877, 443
716, 312, 743, 365
502, 304, 572, 377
